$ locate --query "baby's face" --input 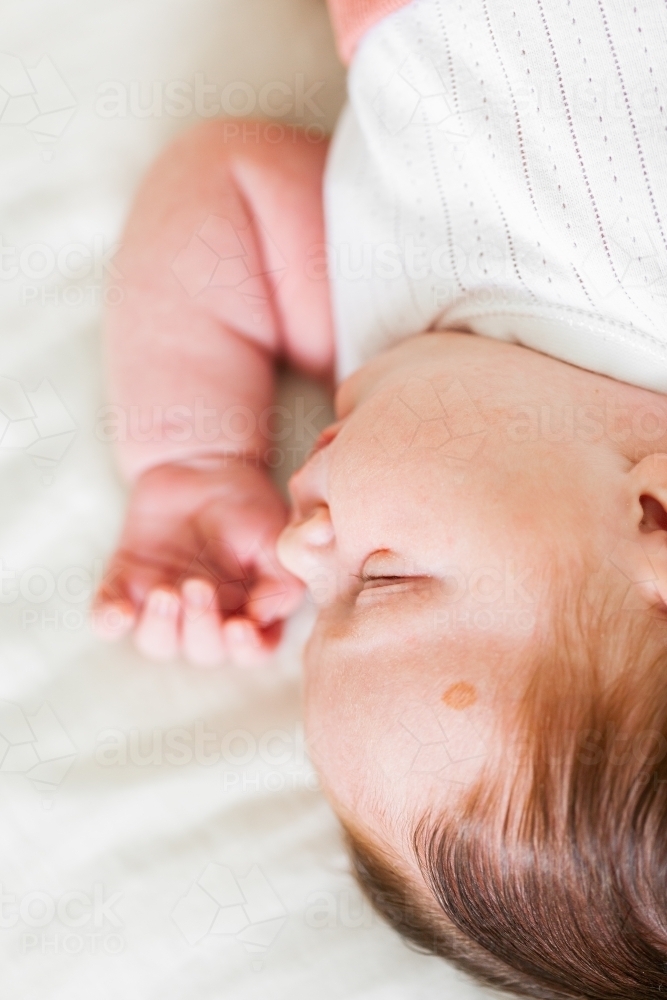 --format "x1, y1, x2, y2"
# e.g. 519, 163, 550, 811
277, 332, 652, 854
